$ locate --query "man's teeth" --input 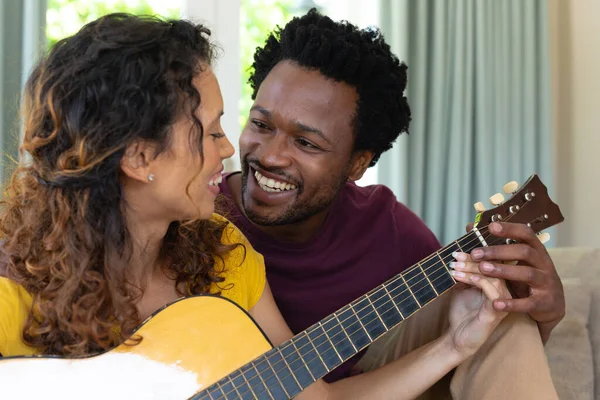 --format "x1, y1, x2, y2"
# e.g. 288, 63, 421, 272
254, 170, 296, 192
208, 175, 223, 186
